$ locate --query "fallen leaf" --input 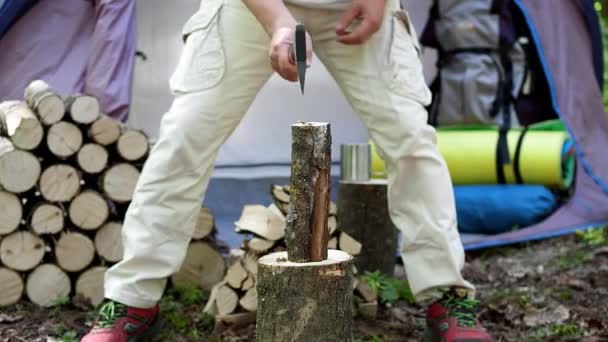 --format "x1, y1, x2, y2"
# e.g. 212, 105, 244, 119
0, 313, 23, 323
523, 304, 570, 327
